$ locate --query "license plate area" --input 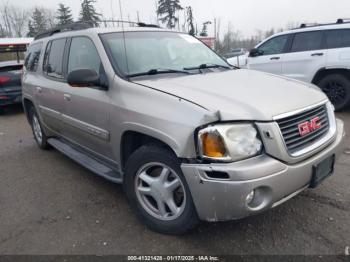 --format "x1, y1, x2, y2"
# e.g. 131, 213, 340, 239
310, 155, 335, 188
